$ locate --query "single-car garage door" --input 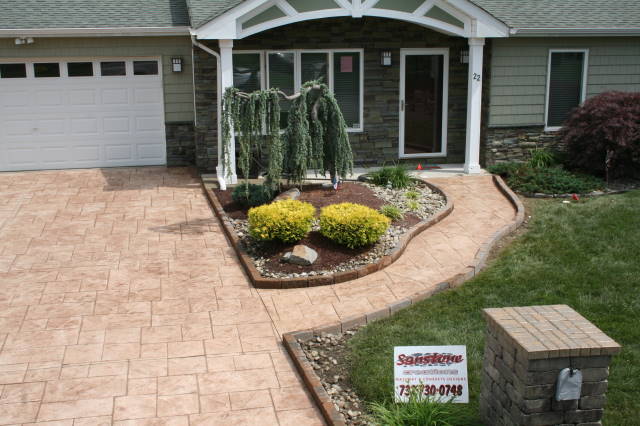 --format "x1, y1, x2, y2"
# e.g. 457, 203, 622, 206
0, 58, 167, 171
